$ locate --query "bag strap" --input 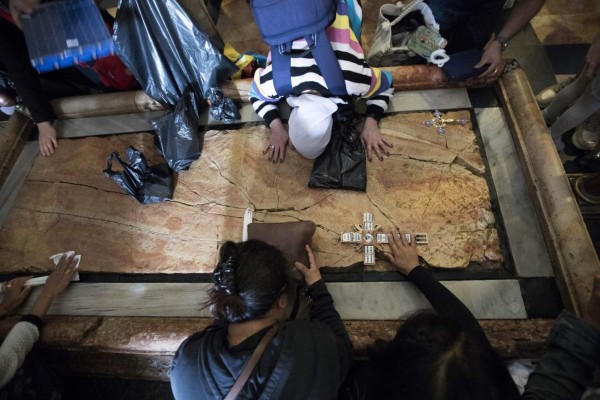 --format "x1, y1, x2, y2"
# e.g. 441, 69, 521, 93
223, 324, 278, 400
388, 0, 424, 27
271, 30, 347, 96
